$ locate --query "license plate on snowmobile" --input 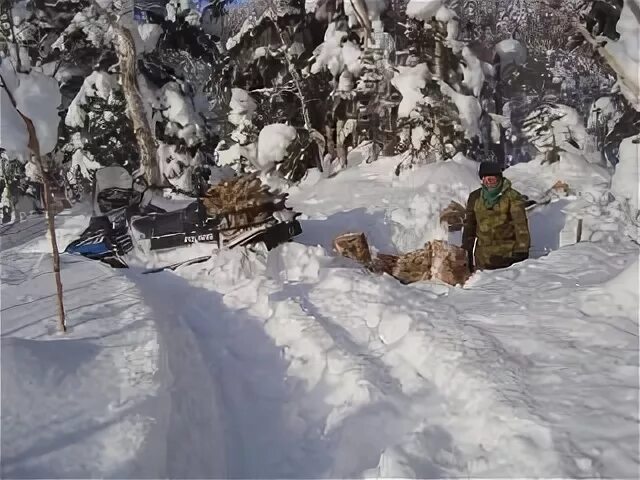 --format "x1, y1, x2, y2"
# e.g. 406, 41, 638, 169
149, 230, 218, 250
